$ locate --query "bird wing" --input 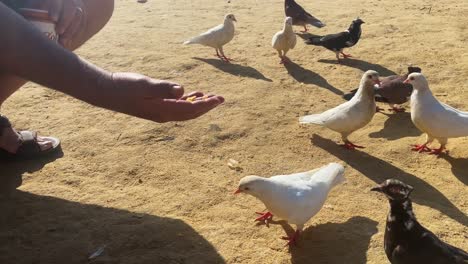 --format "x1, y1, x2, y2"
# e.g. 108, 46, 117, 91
185, 24, 232, 47
270, 168, 321, 182
289, 32, 297, 49
301, 99, 373, 133
375, 77, 412, 105
314, 31, 350, 50
412, 93, 468, 138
